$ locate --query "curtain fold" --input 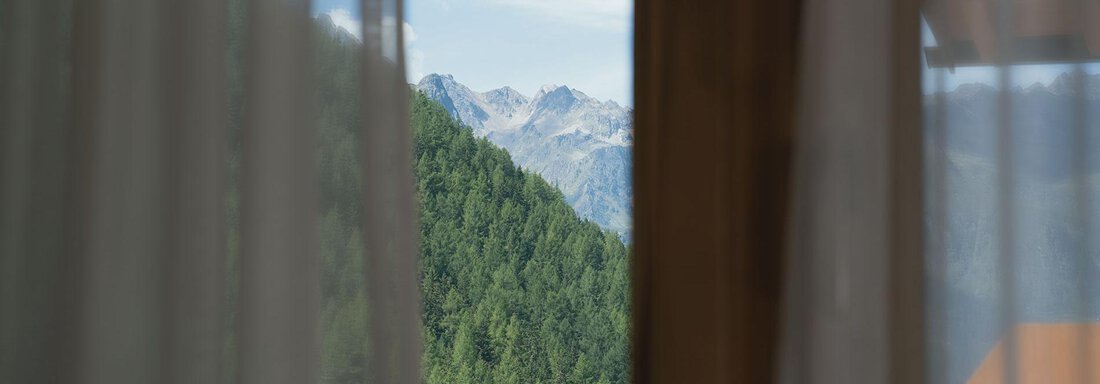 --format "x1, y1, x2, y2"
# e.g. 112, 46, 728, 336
1, 1, 79, 382
780, 0, 924, 383
164, 1, 229, 383
239, 1, 317, 384
359, 0, 423, 383
632, 0, 801, 382
1, 0, 418, 383
71, 0, 176, 382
